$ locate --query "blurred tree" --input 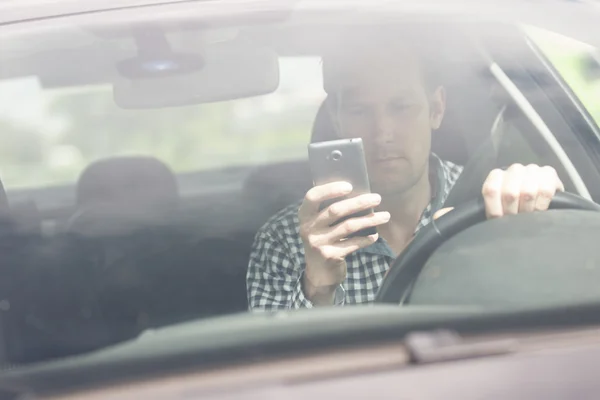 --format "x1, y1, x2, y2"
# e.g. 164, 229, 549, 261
0, 118, 45, 188
48, 89, 230, 171
47, 86, 316, 175
0, 119, 43, 165
2, 71, 320, 189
